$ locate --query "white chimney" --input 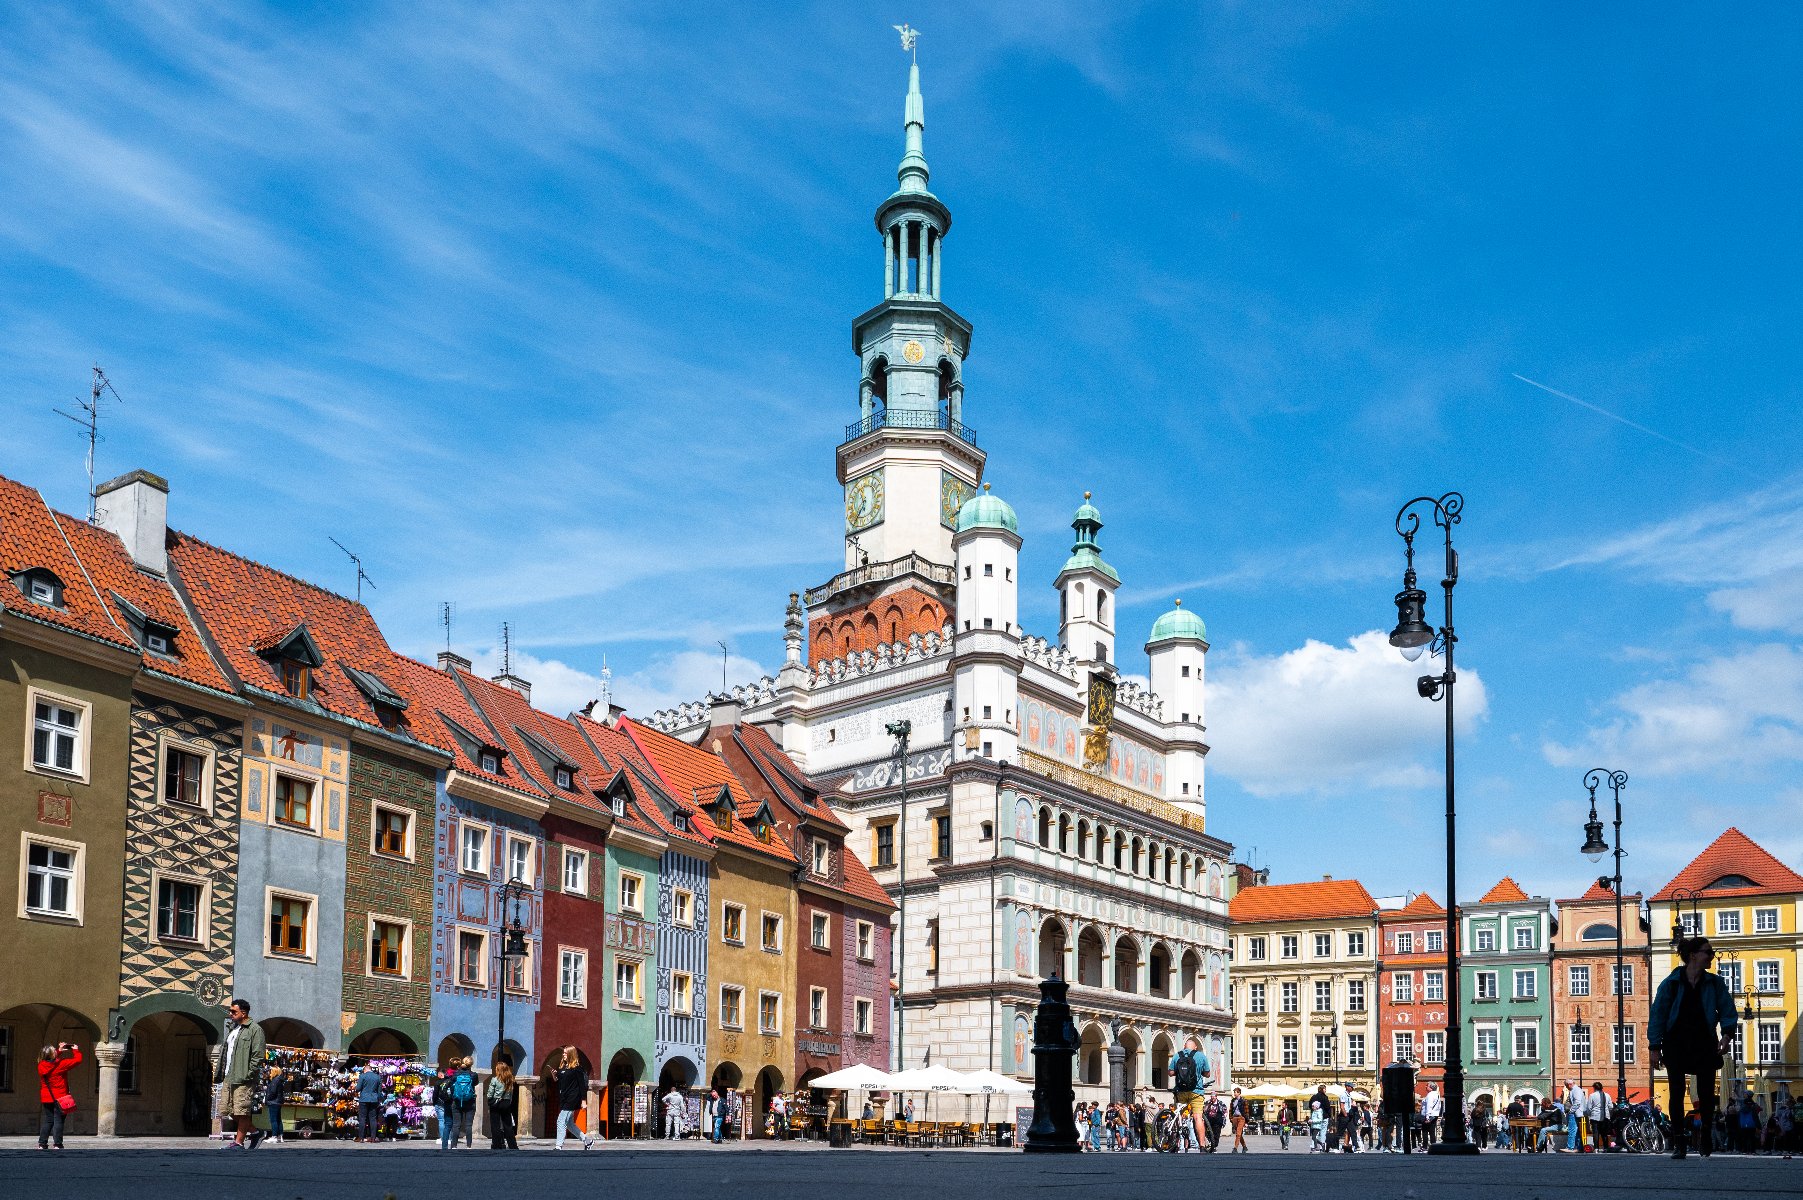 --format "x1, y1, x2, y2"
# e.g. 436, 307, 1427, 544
93, 469, 169, 575
493, 671, 531, 703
